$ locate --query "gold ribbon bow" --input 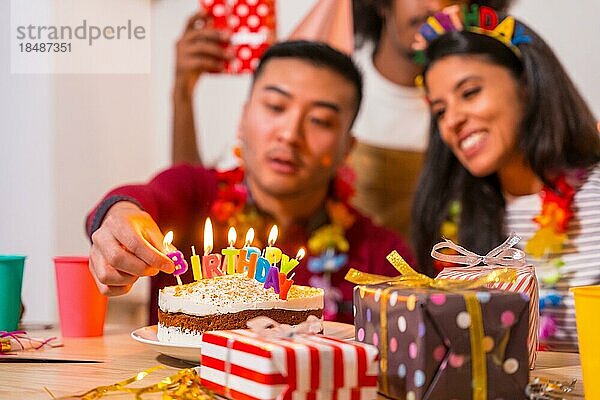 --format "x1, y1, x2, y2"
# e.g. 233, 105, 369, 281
345, 251, 517, 400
